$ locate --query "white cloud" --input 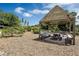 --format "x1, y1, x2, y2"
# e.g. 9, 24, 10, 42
31, 9, 49, 14
15, 7, 25, 13
15, 7, 33, 17
23, 13, 32, 17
